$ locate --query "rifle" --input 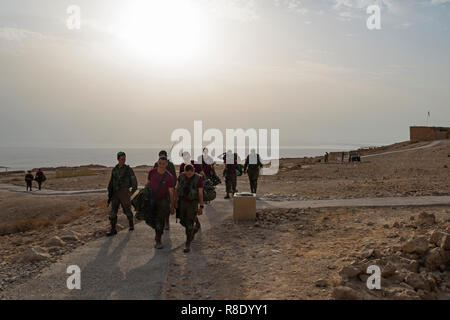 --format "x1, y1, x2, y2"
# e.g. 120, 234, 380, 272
107, 185, 114, 207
